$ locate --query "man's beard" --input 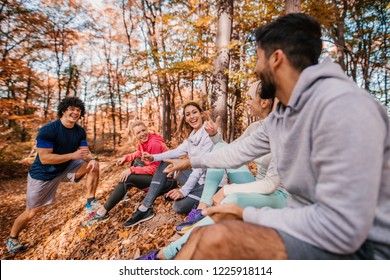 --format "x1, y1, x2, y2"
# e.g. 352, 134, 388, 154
259, 68, 276, 100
